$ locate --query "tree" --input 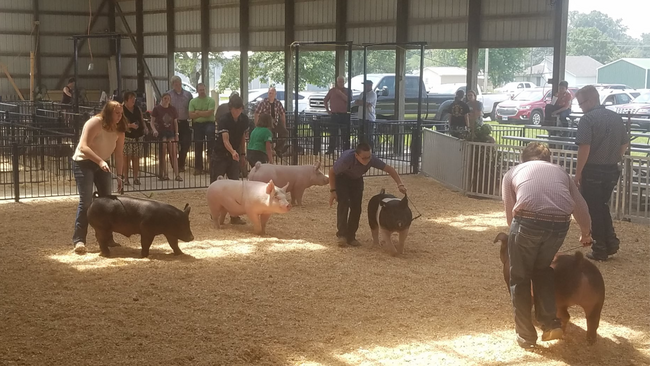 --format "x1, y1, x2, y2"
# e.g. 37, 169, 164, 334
567, 27, 619, 64
478, 48, 528, 88
174, 52, 225, 87
217, 55, 241, 92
